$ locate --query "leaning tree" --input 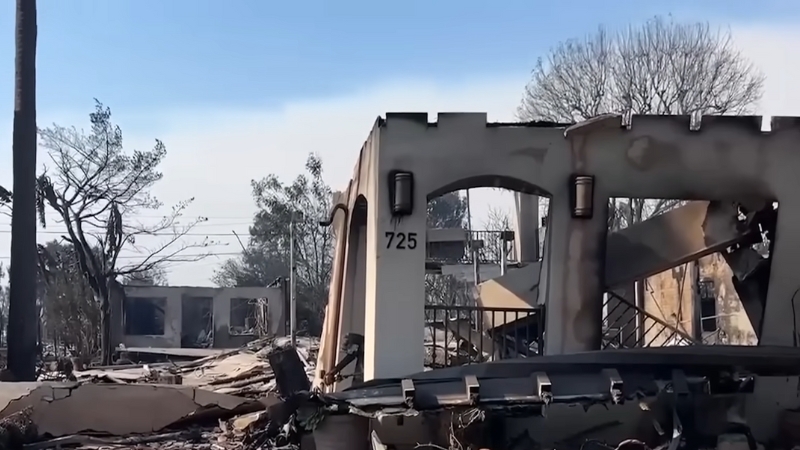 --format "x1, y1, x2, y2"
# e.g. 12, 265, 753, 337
2, 101, 212, 364
518, 16, 765, 228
